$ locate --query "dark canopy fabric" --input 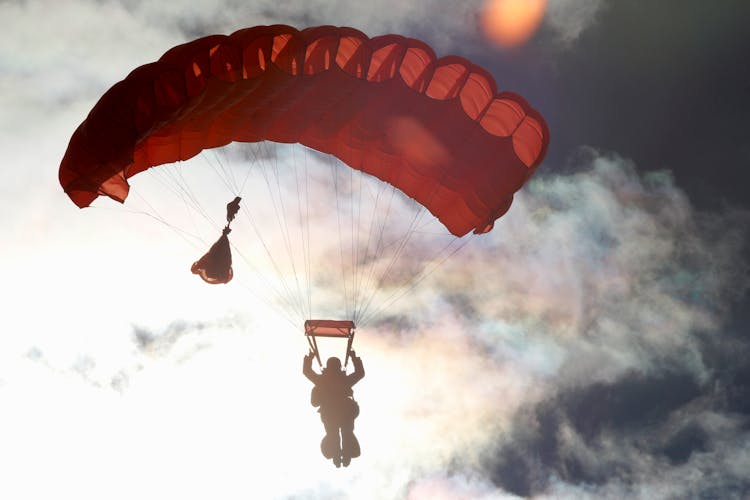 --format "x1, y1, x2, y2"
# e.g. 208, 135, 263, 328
59, 24, 549, 236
